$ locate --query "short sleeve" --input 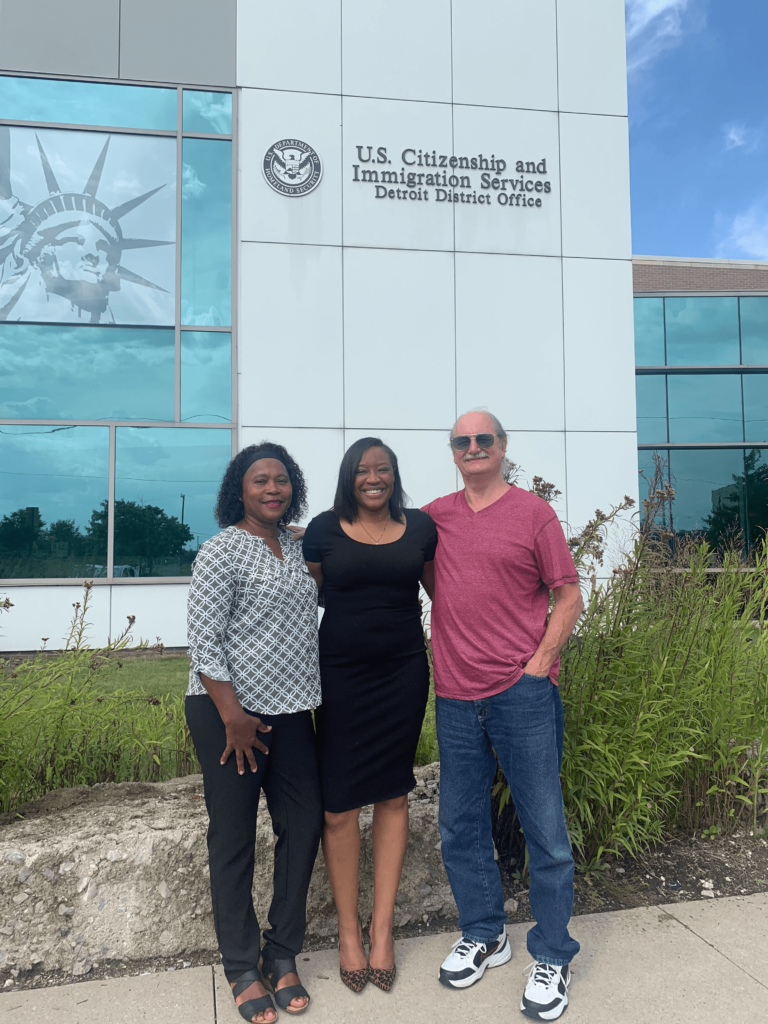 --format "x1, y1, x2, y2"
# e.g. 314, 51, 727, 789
533, 515, 579, 589
423, 515, 438, 561
302, 513, 329, 562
